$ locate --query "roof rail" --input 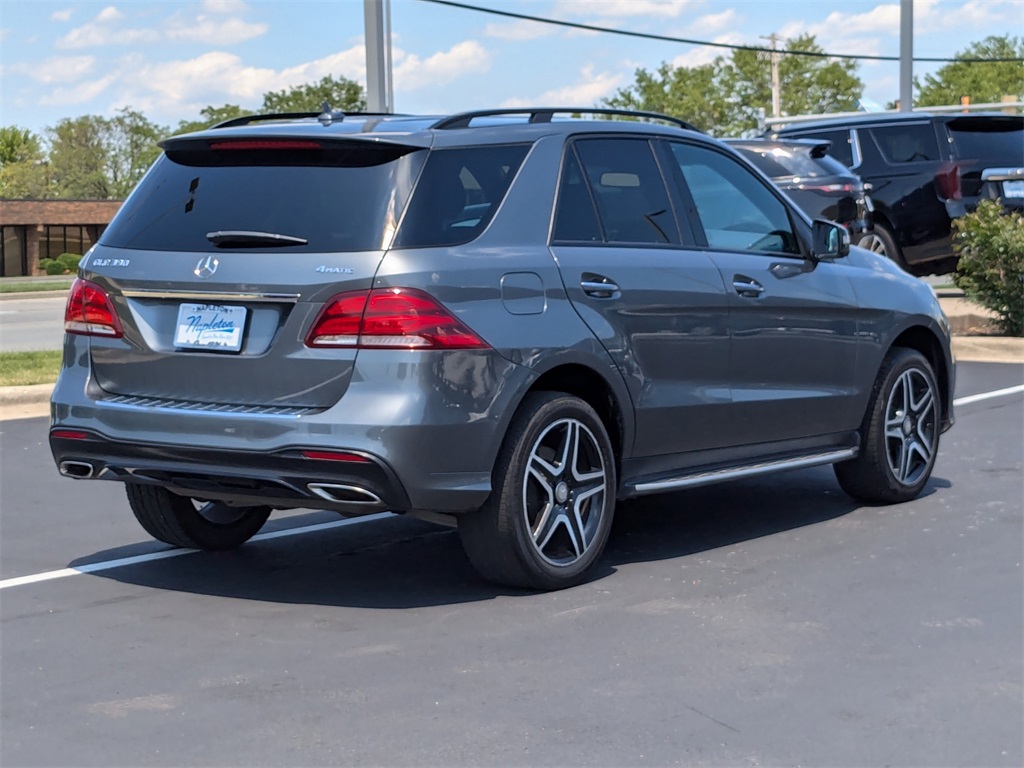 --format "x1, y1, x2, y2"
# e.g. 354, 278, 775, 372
431, 108, 700, 131
212, 111, 406, 129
